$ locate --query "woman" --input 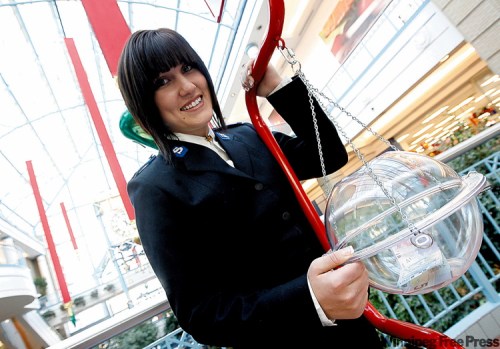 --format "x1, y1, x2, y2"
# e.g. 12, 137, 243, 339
117, 28, 382, 348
